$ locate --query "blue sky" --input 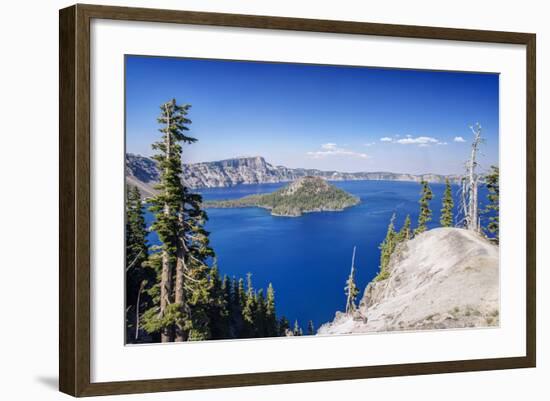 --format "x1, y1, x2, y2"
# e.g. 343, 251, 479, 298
126, 55, 499, 175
